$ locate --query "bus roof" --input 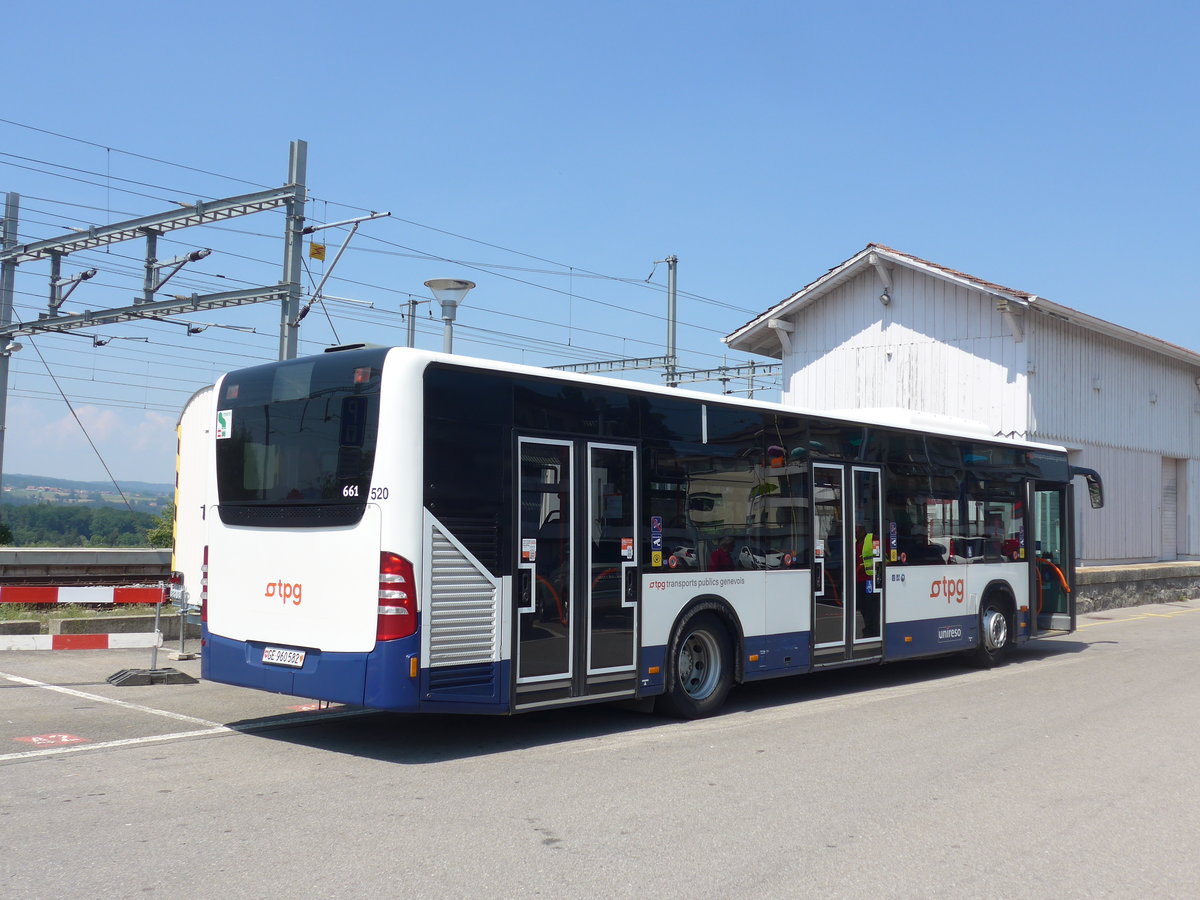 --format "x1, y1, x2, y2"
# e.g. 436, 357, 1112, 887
361, 345, 1070, 456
